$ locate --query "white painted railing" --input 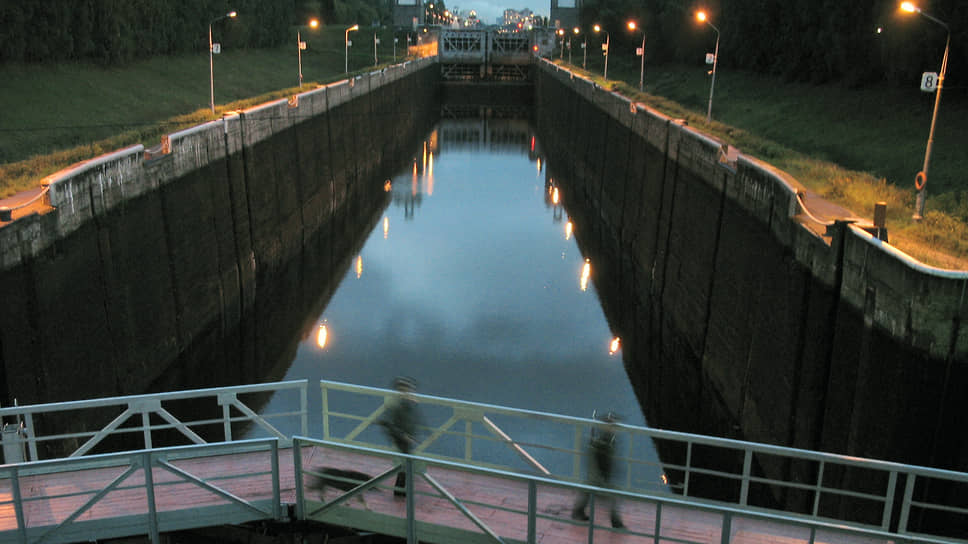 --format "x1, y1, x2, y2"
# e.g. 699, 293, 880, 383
0, 438, 280, 544
317, 379, 968, 541
0, 379, 965, 543
0, 380, 308, 463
